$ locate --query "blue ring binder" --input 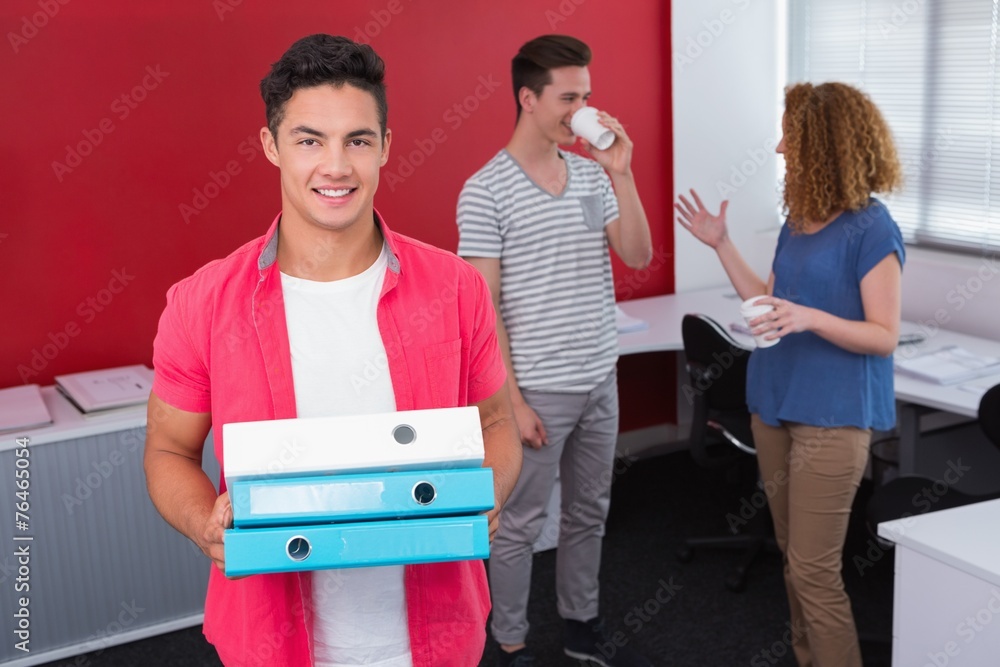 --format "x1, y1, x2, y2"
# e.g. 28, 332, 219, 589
230, 468, 494, 528
225, 515, 490, 576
